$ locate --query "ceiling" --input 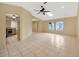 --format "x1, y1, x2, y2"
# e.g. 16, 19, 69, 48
4, 2, 78, 20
